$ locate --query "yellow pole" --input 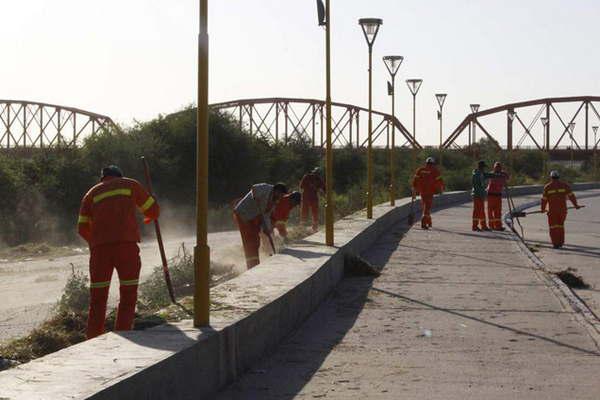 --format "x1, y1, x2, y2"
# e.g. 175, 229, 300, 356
389, 75, 395, 206
411, 93, 417, 179
367, 47, 373, 219
194, 0, 210, 327
325, 0, 334, 246
439, 107, 443, 168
